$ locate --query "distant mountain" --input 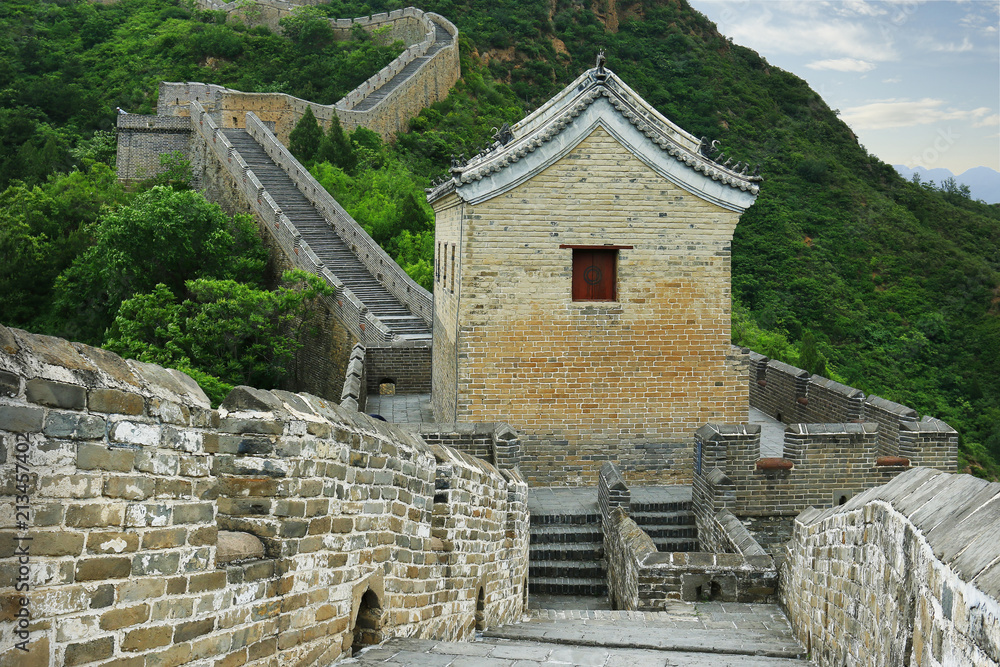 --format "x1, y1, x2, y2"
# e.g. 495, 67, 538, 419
894, 164, 1000, 204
